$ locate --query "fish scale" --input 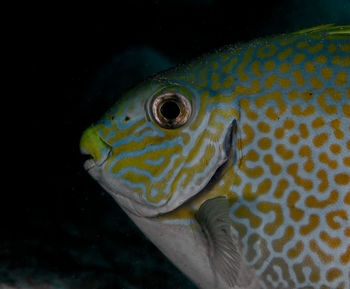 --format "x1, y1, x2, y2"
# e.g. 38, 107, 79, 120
81, 25, 350, 289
